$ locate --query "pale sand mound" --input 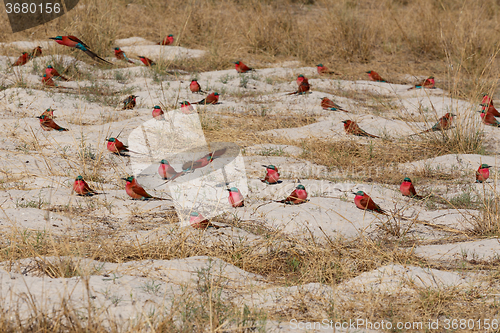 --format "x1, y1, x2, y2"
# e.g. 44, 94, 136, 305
414, 238, 500, 262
